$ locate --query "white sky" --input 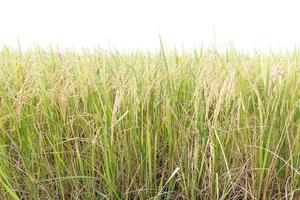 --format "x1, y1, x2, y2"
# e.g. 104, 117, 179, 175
0, 0, 300, 52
